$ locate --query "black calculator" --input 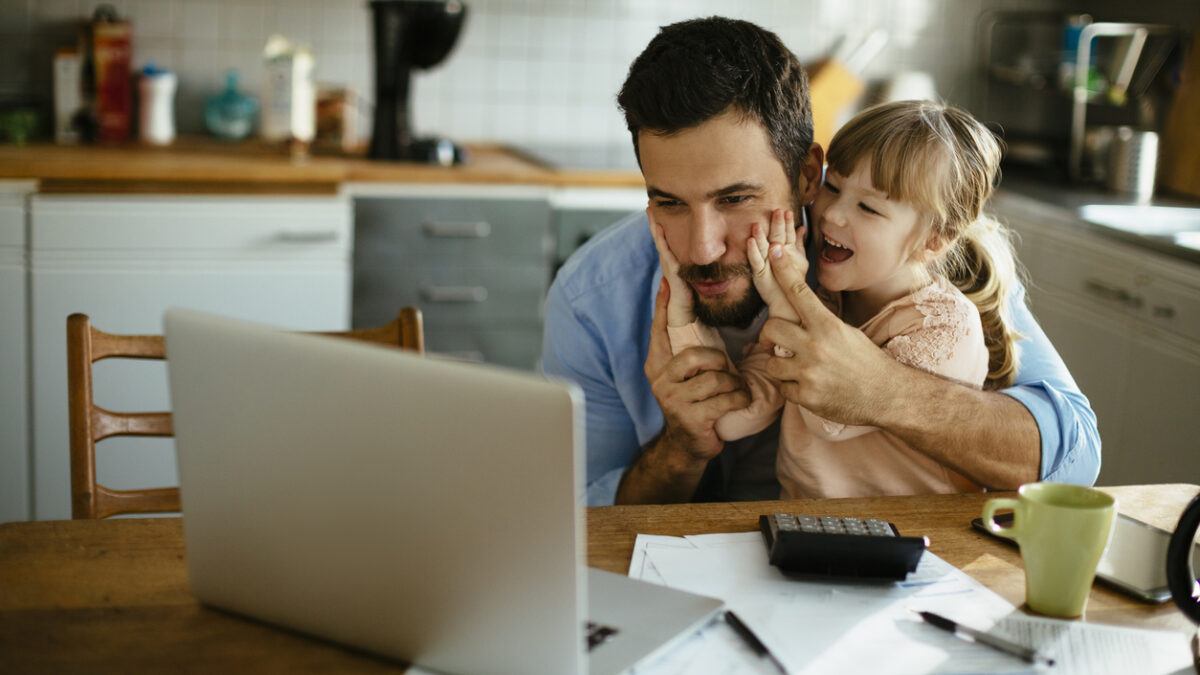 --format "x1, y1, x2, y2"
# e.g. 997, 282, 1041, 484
759, 513, 928, 581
